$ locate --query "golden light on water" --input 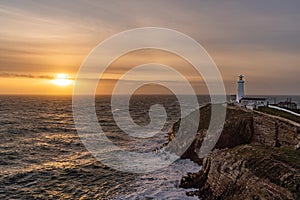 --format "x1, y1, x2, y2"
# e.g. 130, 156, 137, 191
51, 74, 73, 86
